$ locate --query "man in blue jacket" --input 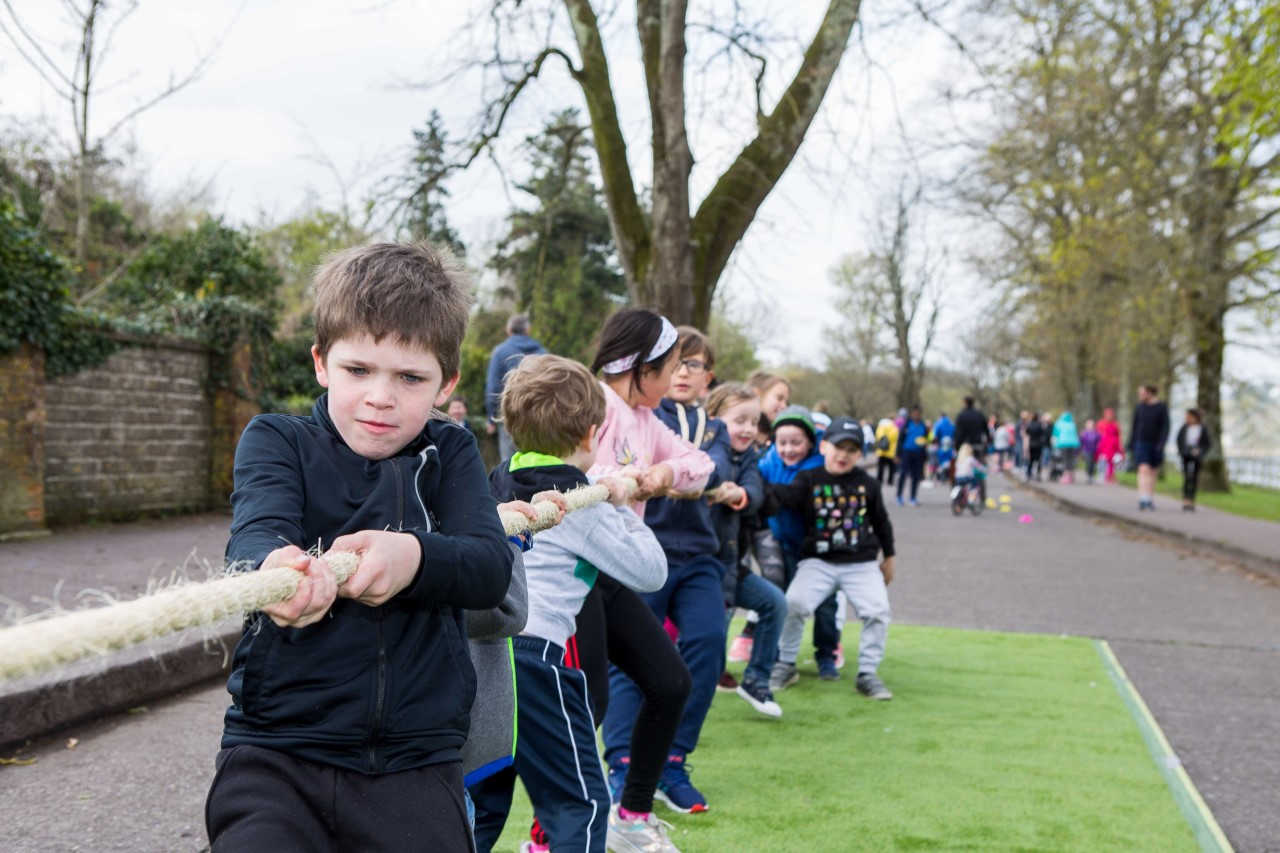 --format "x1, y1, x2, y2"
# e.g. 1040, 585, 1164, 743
208, 242, 514, 852
485, 313, 547, 459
